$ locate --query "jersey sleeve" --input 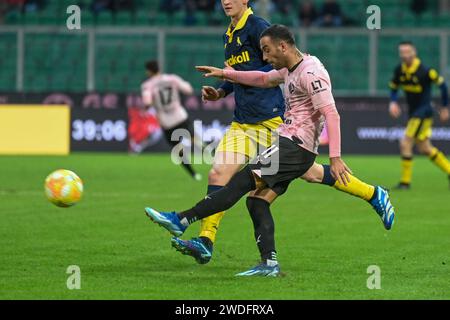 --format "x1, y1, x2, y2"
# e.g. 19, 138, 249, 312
428, 68, 449, 107
389, 65, 401, 90
223, 68, 286, 88
301, 66, 335, 110
172, 75, 194, 95
141, 83, 153, 106
219, 81, 234, 96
